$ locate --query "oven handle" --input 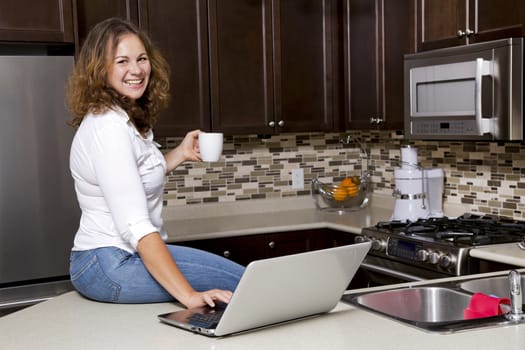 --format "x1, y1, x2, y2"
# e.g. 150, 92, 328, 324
360, 261, 426, 282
